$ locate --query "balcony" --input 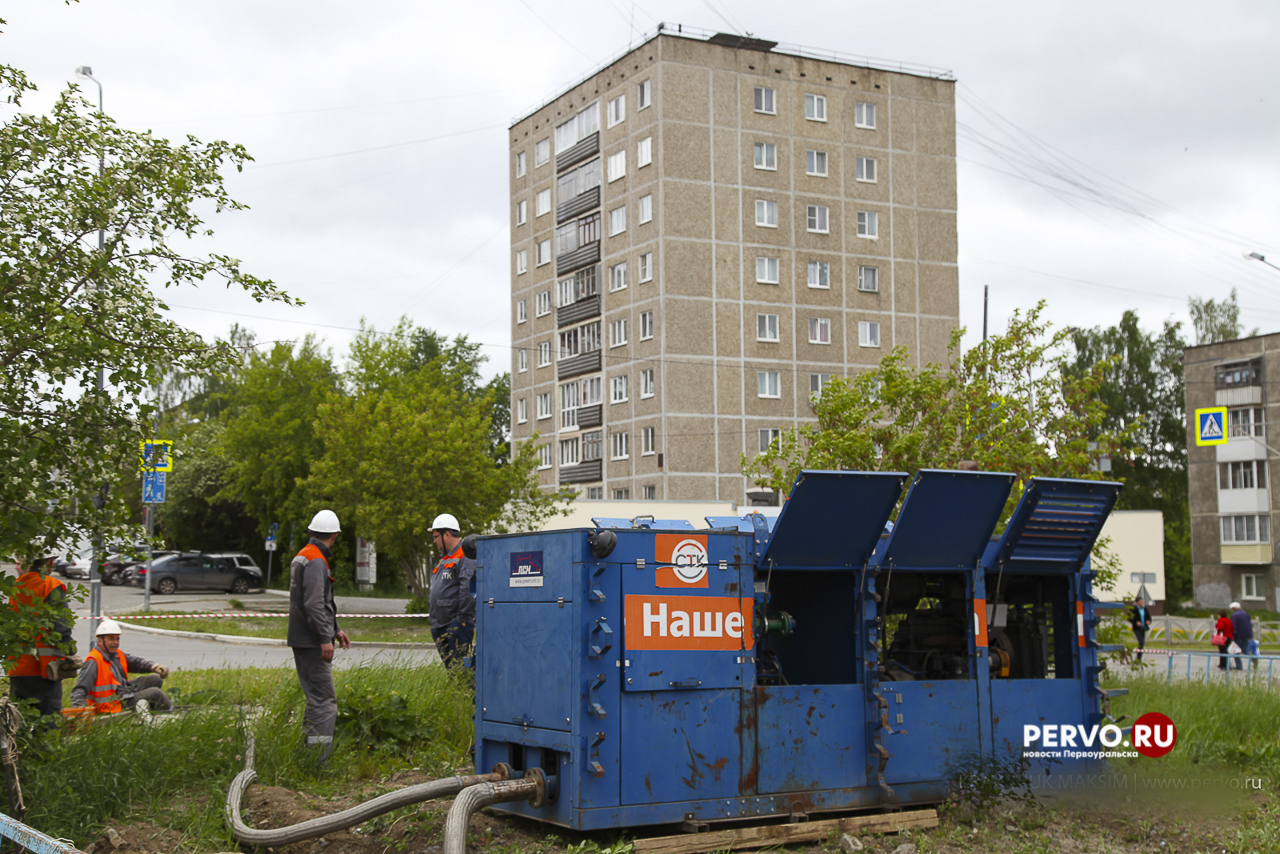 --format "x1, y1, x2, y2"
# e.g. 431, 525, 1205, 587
556, 132, 598, 173
1222, 543, 1272, 564
558, 350, 600, 380
577, 404, 602, 429
557, 294, 601, 328
557, 186, 600, 224
559, 458, 602, 484
556, 241, 600, 275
